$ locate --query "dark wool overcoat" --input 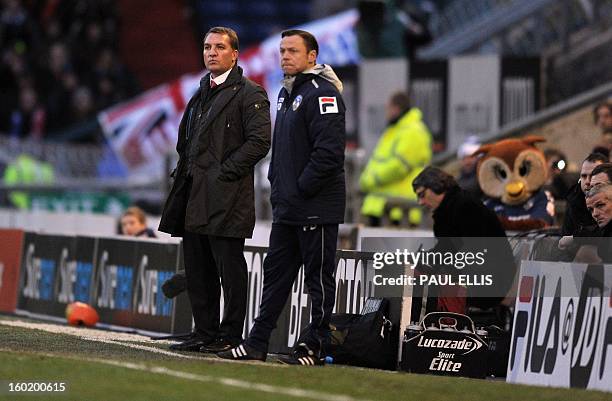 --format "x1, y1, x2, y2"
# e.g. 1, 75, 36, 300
159, 66, 271, 238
